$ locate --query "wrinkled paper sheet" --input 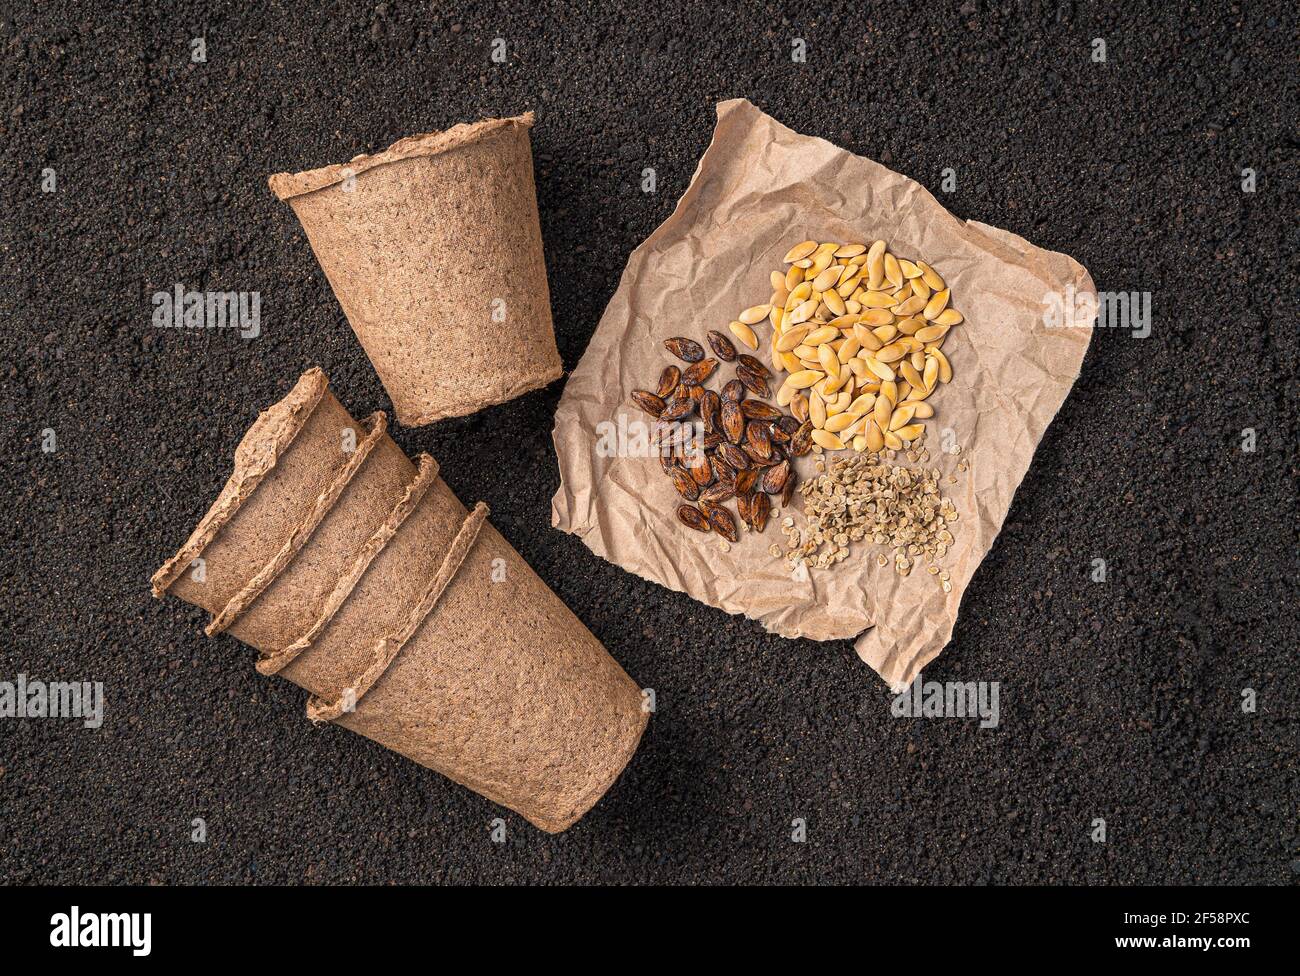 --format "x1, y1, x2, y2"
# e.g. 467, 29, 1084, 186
551, 98, 1095, 691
